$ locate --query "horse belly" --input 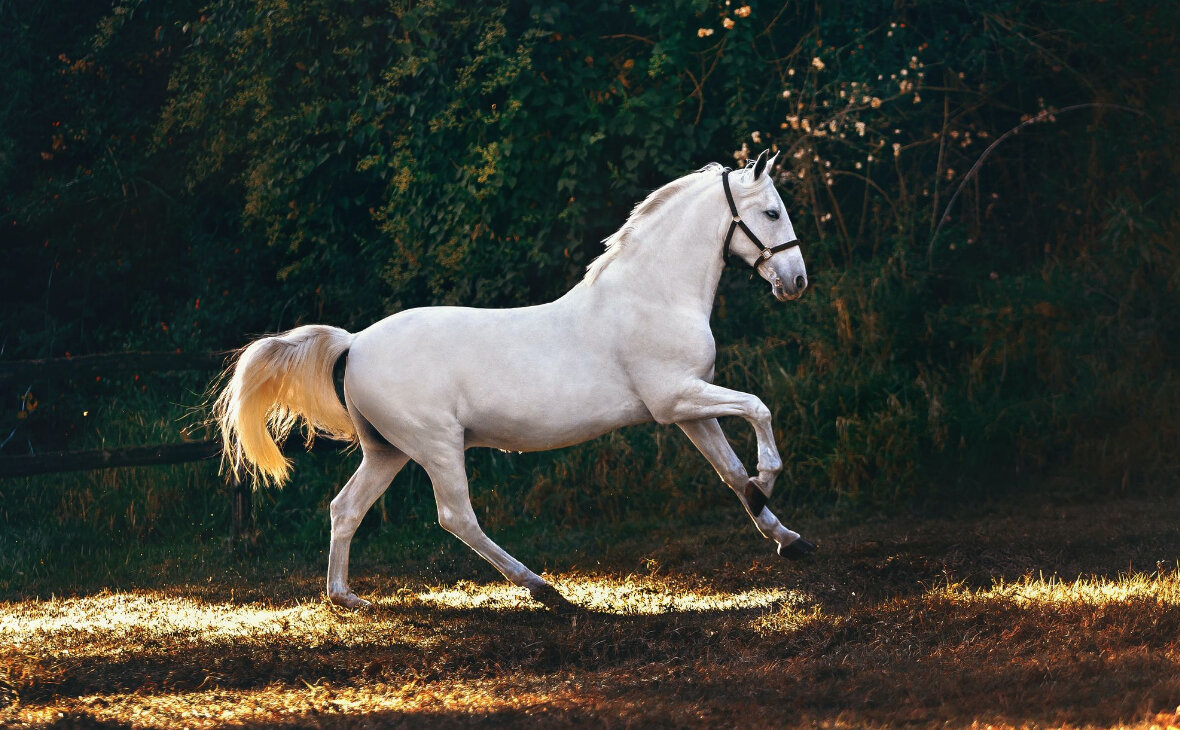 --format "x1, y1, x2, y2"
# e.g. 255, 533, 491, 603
461, 381, 652, 452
